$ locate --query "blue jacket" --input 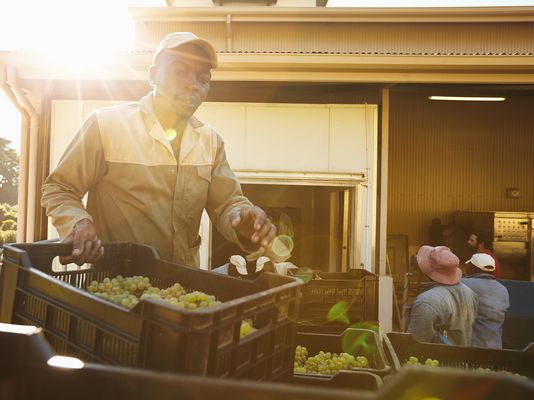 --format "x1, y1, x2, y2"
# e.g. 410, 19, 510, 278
462, 274, 510, 349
